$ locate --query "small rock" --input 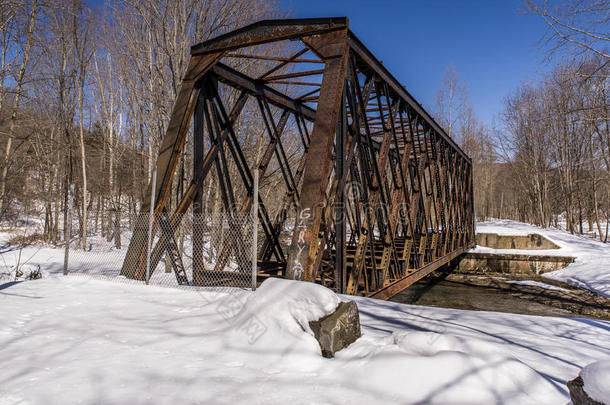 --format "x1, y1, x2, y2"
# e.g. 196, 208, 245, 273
309, 300, 361, 358
568, 376, 606, 405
